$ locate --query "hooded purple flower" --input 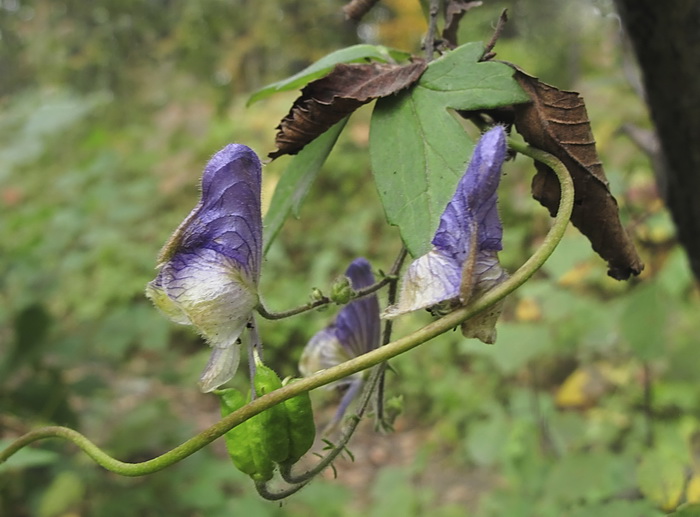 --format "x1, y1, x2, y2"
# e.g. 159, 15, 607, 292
300, 258, 380, 423
382, 126, 509, 343
146, 144, 262, 392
